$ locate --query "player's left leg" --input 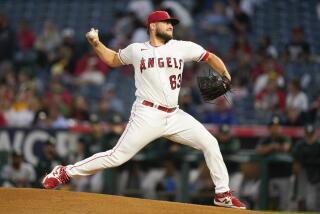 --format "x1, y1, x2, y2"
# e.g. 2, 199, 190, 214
42, 100, 165, 189
164, 109, 246, 209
